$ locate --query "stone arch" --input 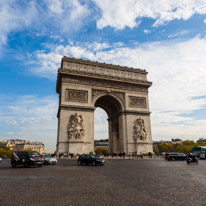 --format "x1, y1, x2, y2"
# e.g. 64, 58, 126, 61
56, 57, 153, 155
92, 92, 125, 116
